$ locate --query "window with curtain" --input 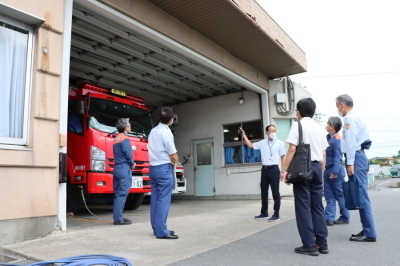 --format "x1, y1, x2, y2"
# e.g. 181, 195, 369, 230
223, 120, 263, 165
0, 18, 31, 145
